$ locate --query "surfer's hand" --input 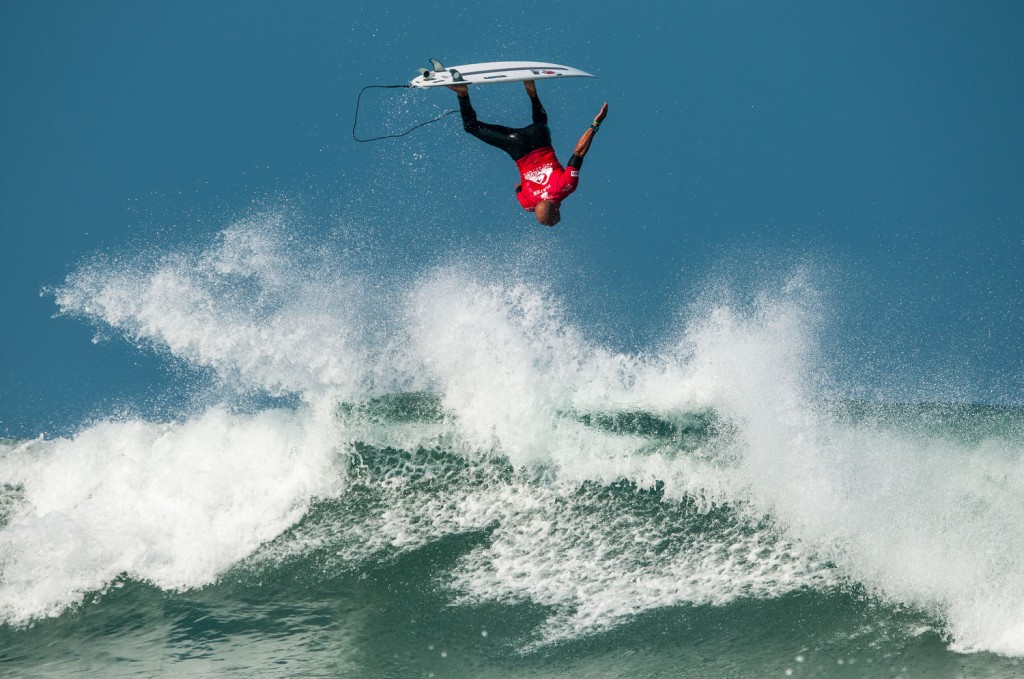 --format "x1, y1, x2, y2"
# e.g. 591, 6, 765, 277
446, 84, 469, 96
524, 80, 537, 97
595, 102, 608, 123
